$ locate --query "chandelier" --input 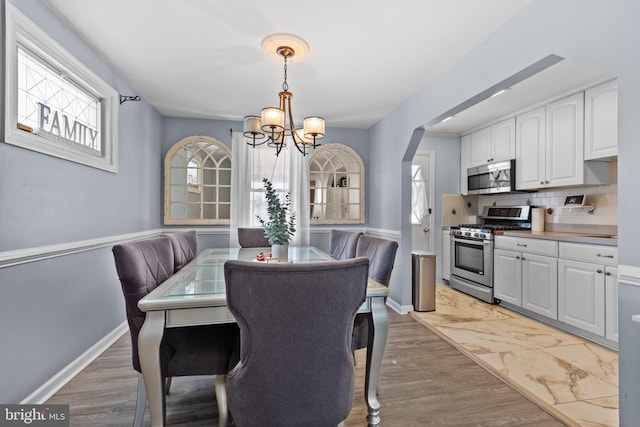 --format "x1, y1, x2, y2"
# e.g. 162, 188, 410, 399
243, 34, 325, 157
